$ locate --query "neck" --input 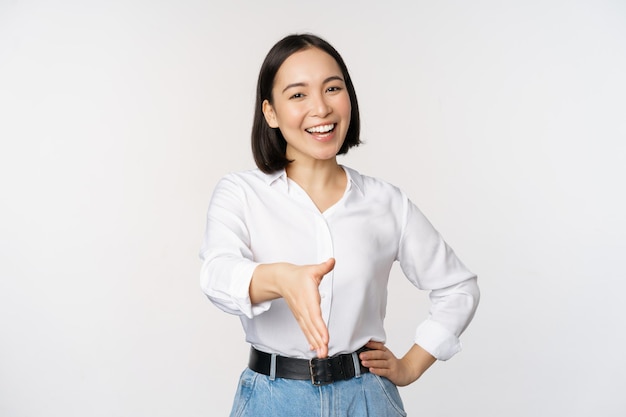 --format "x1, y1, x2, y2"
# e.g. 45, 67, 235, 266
286, 158, 343, 191
286, 158, 347, 213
